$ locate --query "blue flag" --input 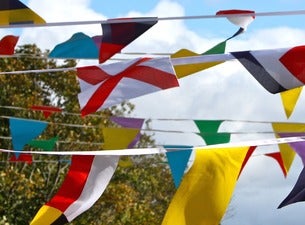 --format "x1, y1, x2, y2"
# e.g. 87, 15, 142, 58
165, 145, 193, 188
9, 117, 48, 157
49, 32, 101, 59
